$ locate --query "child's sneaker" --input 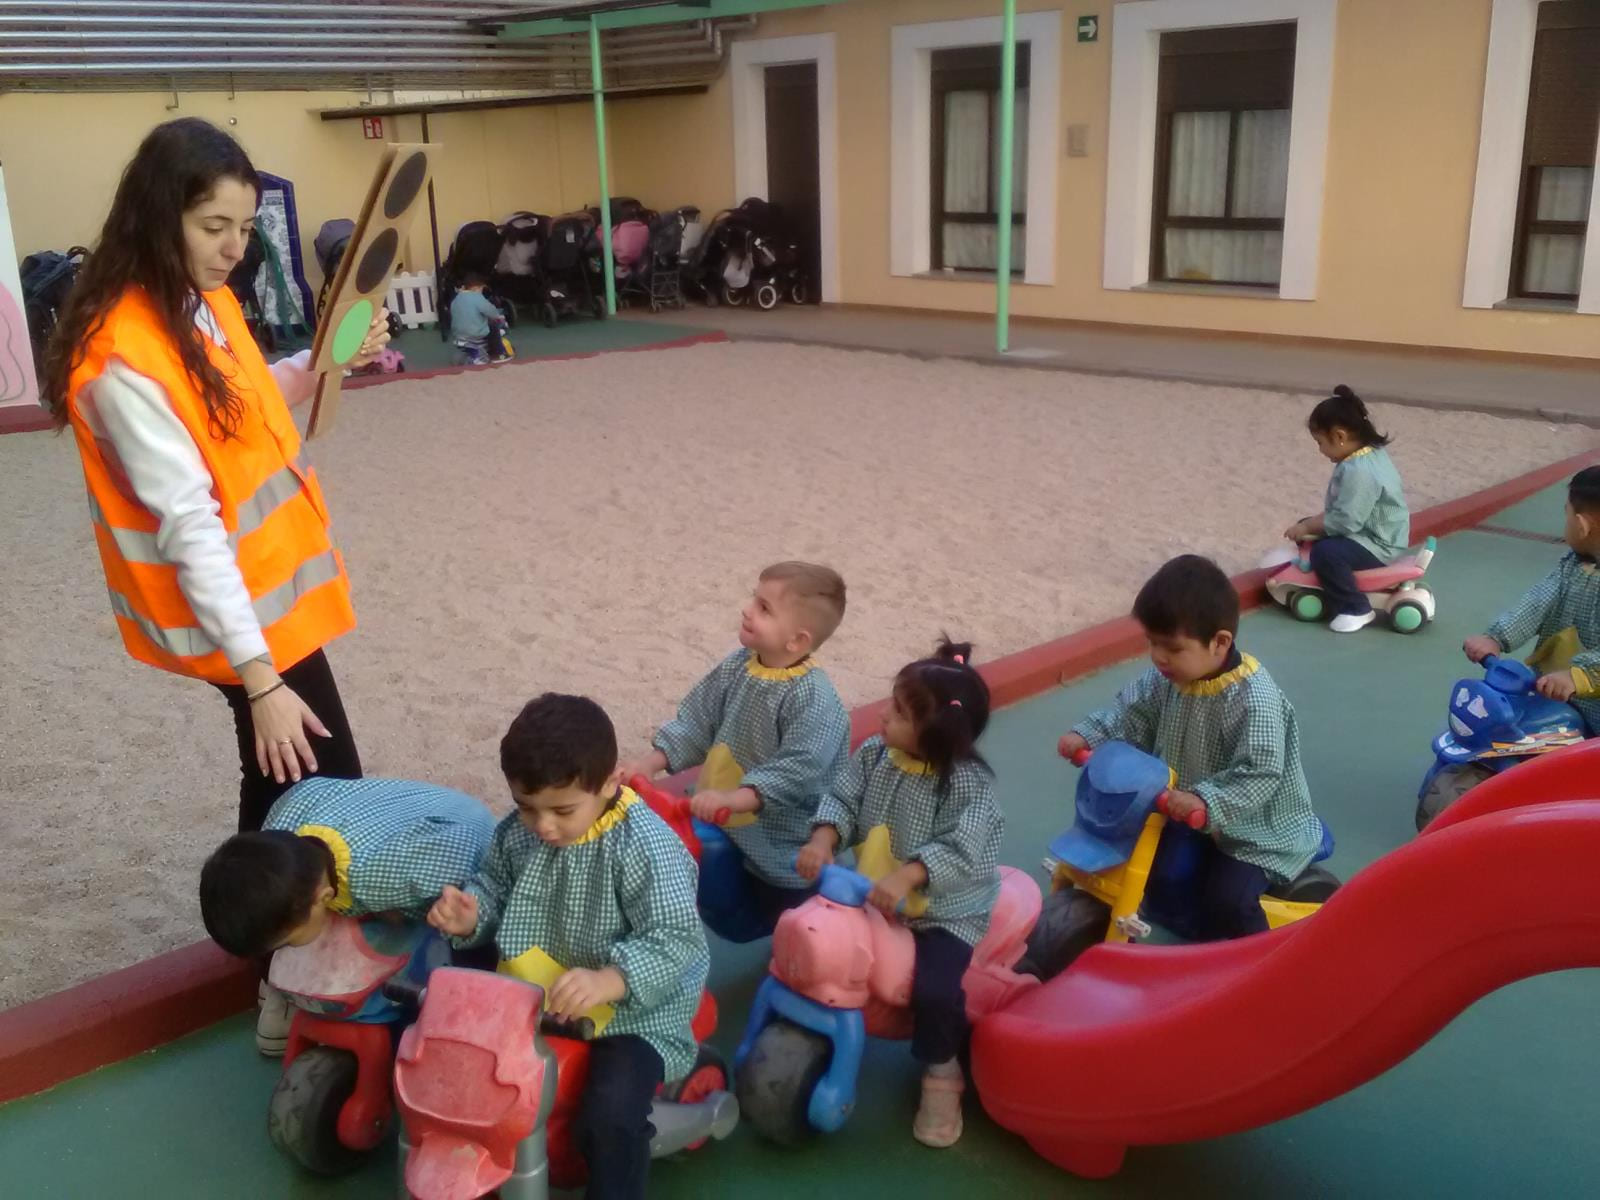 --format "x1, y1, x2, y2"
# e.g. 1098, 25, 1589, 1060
256, 980, 292, 1057
912, 1069, 965, 1148
1330, 610, 1377, 634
